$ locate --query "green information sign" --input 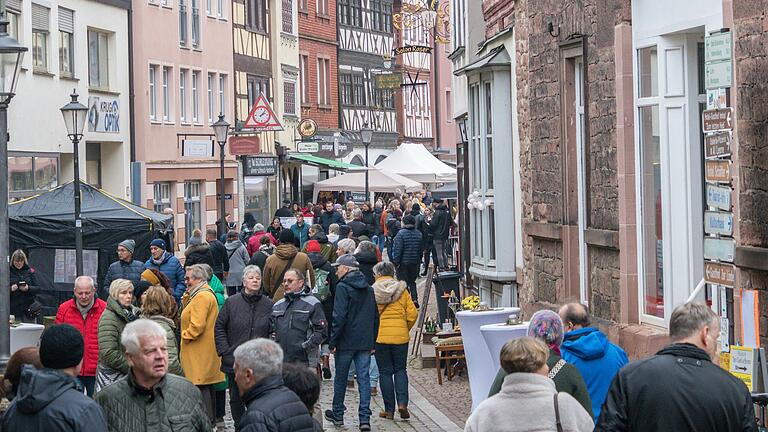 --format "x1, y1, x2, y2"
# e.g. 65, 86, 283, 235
705, 32, 732, 63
